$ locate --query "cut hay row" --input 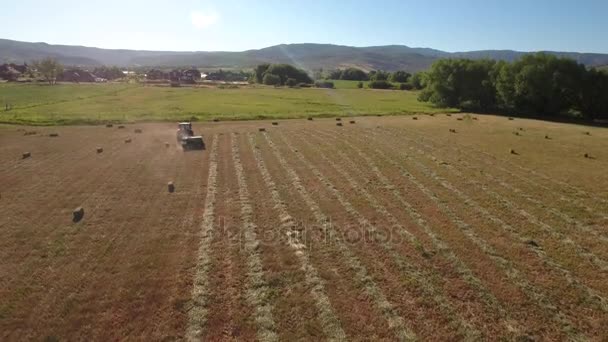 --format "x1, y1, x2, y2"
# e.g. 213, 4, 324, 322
287, 131, 483, 339
186, 135, 219, 341
383, 127, 608, 238
358, 129, 608, 314
9, 142, 178, 325
245, 133, 347, 341
261, 133, 416, 341
229, 133, 279, 342
306, 131, 517, 334
319, 129, 585, 339
391, 127, 608, 213
395, 131, 608, 245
